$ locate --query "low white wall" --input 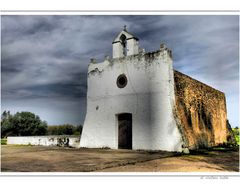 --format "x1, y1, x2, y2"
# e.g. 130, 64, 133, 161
7, 136, 80, 148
